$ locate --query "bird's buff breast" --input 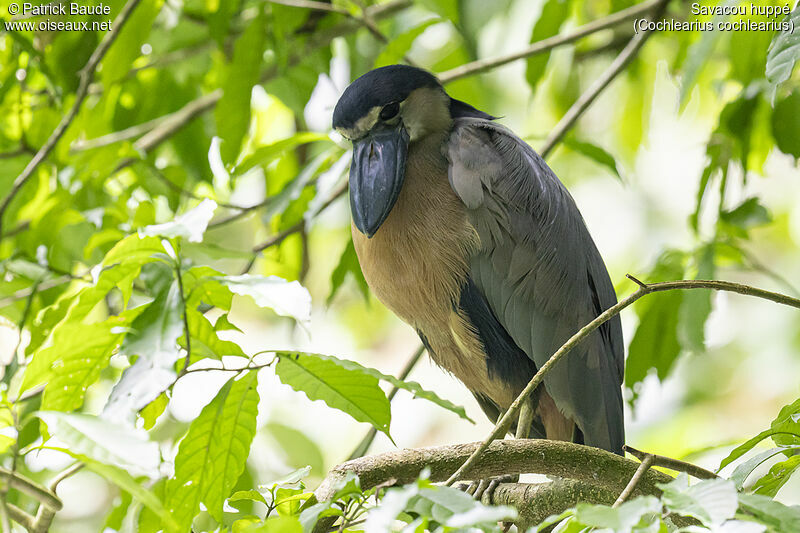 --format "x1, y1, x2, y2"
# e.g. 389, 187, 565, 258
351, 143, 515, 406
